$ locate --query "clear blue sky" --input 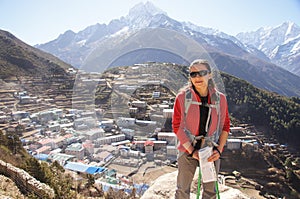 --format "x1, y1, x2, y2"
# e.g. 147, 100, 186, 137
1, 0, 299, 45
